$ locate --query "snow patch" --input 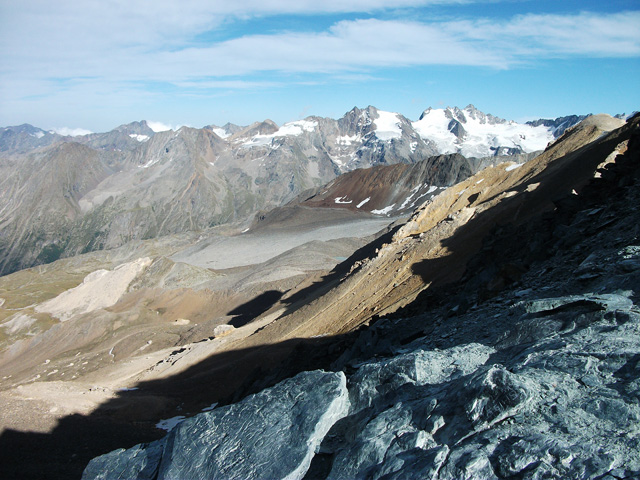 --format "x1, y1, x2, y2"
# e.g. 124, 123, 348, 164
356, 197, 371, 208
372, 204, 395, 215
156, 416, 186, 431
505, 163, 522, 172
129, 134, 149, 142
334, 196, 352, 204
336, 134, 361, 146
374, 111, 402, 141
